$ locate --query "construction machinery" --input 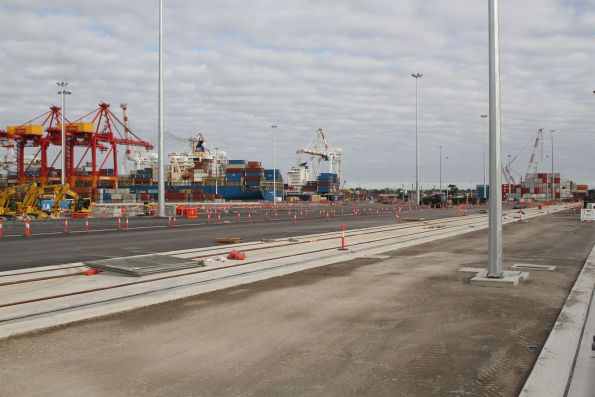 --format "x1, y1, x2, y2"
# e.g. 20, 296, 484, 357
16, 183, 43, 216
0, 183, 92, 218
0, 186, 17, 216
422, 194, 445, 208
47, 184, 92, 217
